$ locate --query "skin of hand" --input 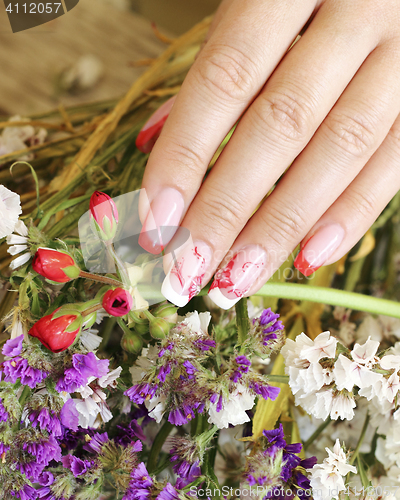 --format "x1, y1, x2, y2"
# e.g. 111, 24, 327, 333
139, 0, 400, 309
